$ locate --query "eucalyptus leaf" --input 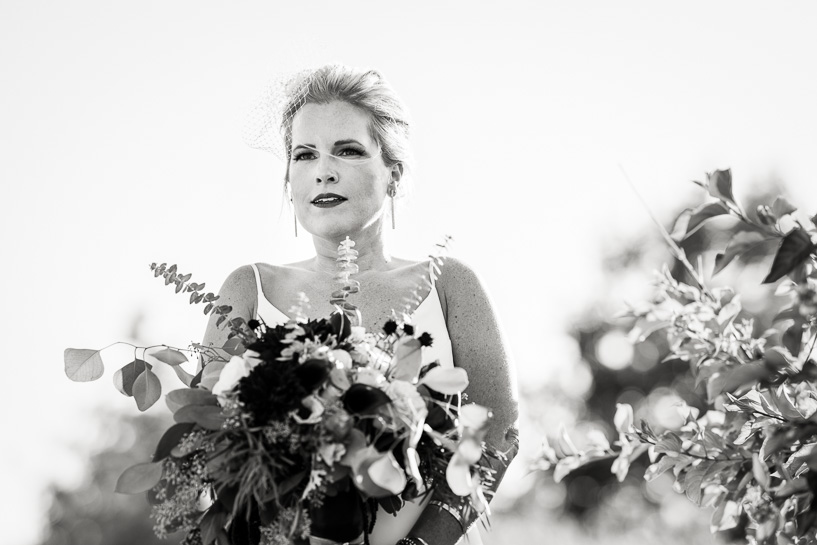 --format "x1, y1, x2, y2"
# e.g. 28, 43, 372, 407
133, 367, 162, 411
64, 348, 104, 382
165, 387, 218, 413
153, 422, 196, 462
151, 347, 188, 366
391, 337, 423, 382
113, 359, 150, 397
115, 461, 164, 494
221, 337, 245, 356
418, 366, 469, 395
171, 364, 195, 387
174, 404, 225, 430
